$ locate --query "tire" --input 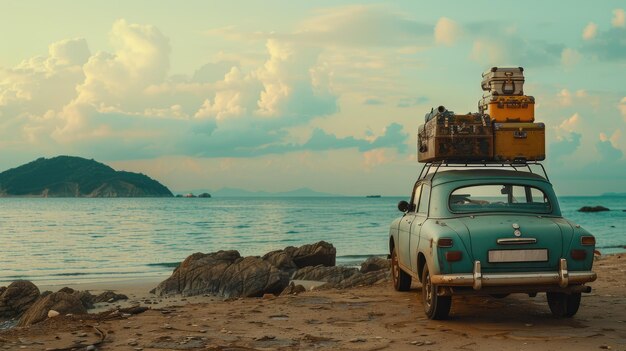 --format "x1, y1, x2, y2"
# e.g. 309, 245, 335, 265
422, 263, 452, 320
546, 292, 581, 318
391, 247, 411, 291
